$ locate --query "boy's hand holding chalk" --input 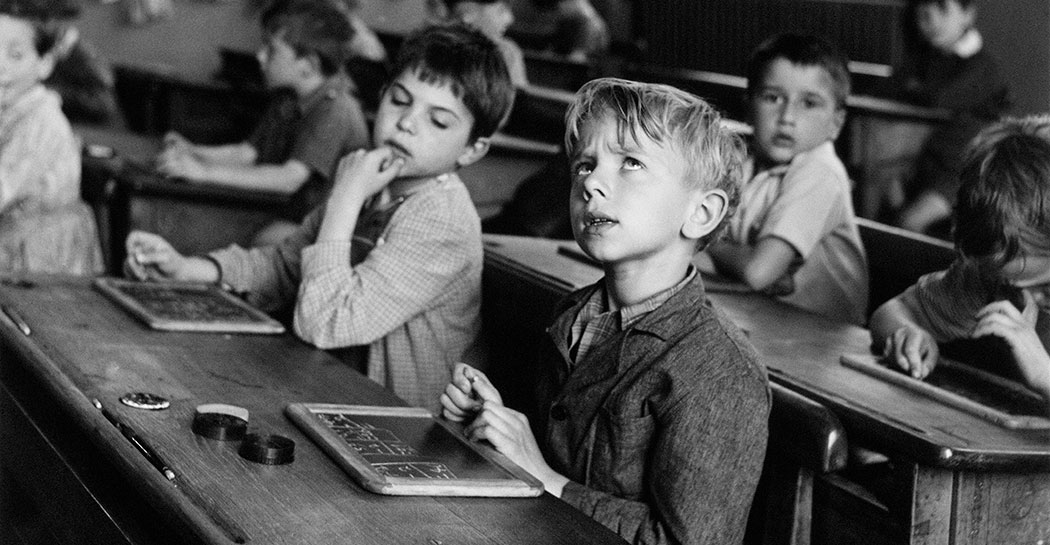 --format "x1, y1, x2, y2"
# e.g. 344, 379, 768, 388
440, 363, 502, 422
